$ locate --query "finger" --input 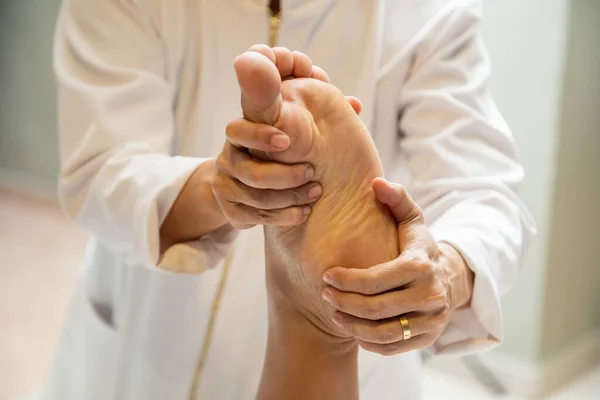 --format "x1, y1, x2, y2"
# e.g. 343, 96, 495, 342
247, 44, 276, 63
345, 96, 362, 115
229, 180, 322, 210
333, 310, 448, 344
372, 178, 423, 225
357, 333, 438, 356
228, 203, 312, 227
291, 51, 313, 78
322, 286, 446, 320
324, 250, 430, 294
310, 65, 330, 83
220, 144, 315, 189
226, 118, 290, 151
272, 47, 295, 78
